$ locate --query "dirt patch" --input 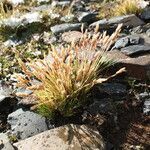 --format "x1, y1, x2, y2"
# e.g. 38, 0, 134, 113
100, 97, 150, 150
